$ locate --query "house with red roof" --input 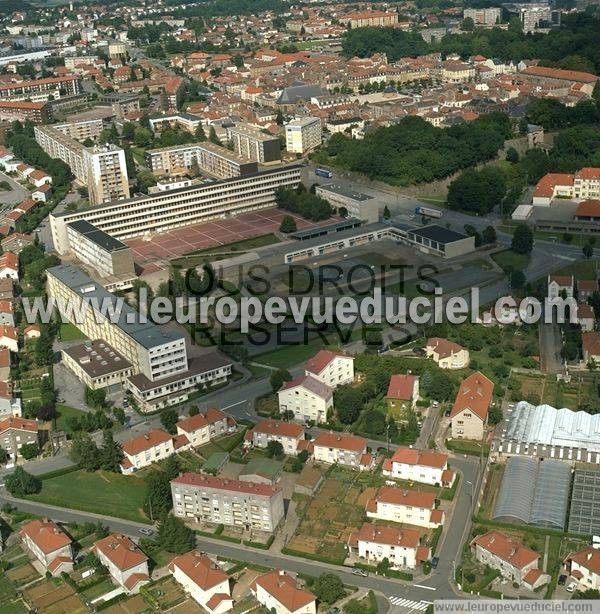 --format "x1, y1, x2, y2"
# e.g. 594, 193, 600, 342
0, 380, 21, 417
451, 371, 494, 440
348, 523, 429, 570
575, 199, 600, 221
94, 534, 150, 593
251, 570, 316, 614
564, 546, 600, 591
577, 279, 599, 302
277, 374, 333, 424
0, 416, 40, 460
471, 530, 549, 589
582, 331, 600, 364
169, 551, 232, 613
20, 519, 74, 576
547, 274, 574, 300
0, 252, 19, 280
120, 428, 190, 473
386, 374, 419, 418
304, 350, 354, 388
366, 486, 444, 528
382, 447, 455, 487
577, 303, 595, 332
175, 408, 235, 448
313, 432, 373, 470
426, 337, 469, 369
244, 419, 306, 456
